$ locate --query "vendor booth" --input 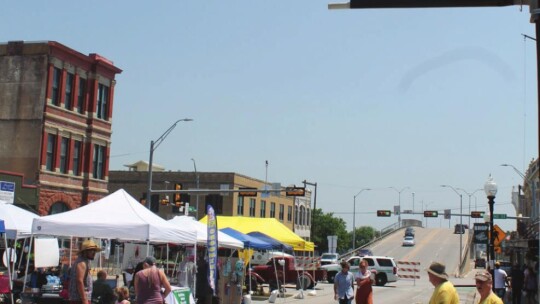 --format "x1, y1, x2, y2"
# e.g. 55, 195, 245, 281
200, 216, 314, 251
168, 216, 243, 249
